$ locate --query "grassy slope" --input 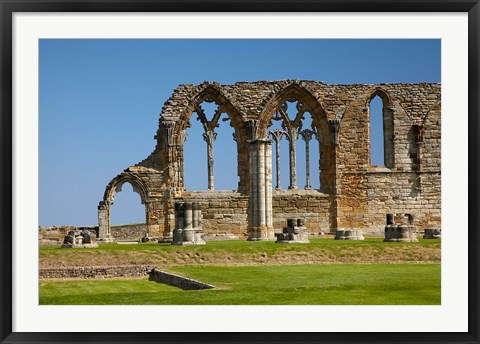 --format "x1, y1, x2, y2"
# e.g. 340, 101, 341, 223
39, 263, 440, 305
39, 238, 441, 268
